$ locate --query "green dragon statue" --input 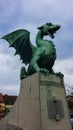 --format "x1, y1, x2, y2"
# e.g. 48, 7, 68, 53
1, 22, 63, 79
